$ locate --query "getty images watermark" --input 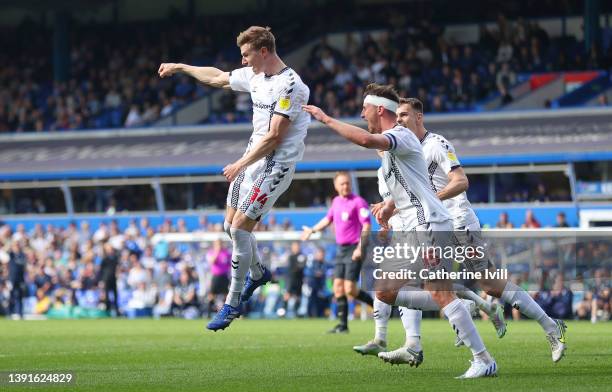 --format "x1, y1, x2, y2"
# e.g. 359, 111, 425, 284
370, 242, 508, 281
355, 229, 612, 291
354, 229, 539, 290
